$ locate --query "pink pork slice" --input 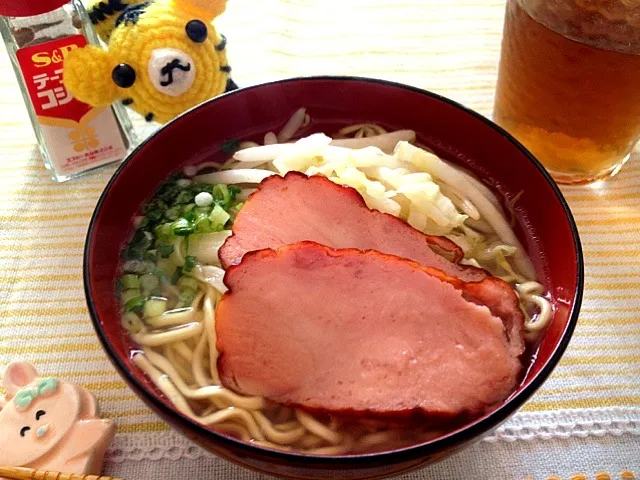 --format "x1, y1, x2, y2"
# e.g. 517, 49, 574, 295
219, 172, 487, 282
216, 242, 525, 420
